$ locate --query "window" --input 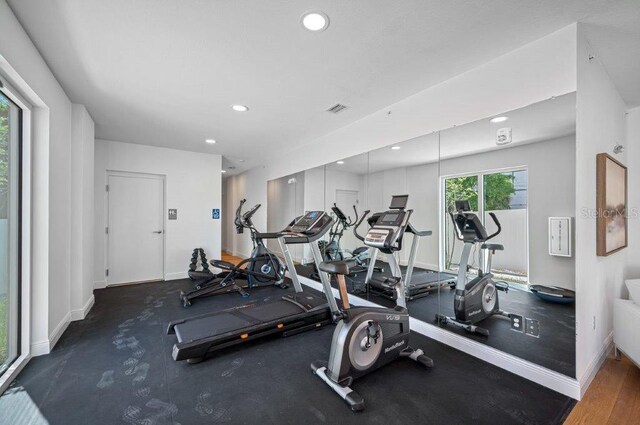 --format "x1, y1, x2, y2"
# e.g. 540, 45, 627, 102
443, 169, 528, 285
0, 90, 21, 379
